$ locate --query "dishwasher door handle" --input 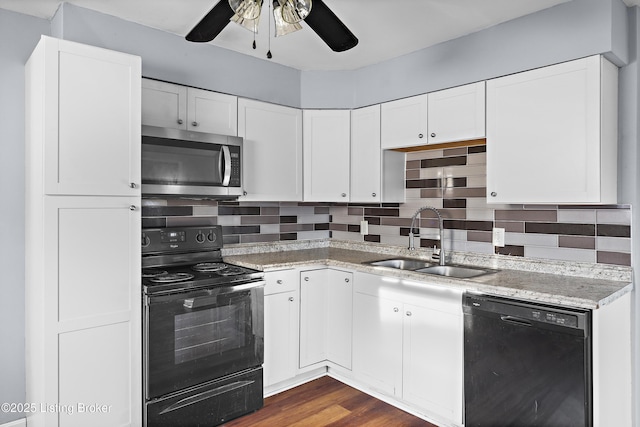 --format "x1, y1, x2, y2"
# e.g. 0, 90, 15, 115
500, 315, 533, 327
